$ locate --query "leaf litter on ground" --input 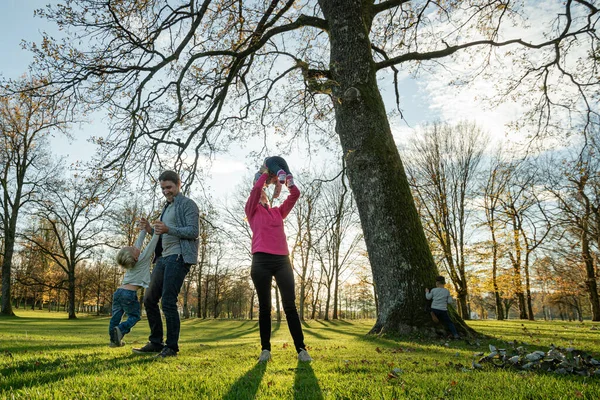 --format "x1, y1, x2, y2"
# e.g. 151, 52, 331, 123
476, 341, 600, 377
